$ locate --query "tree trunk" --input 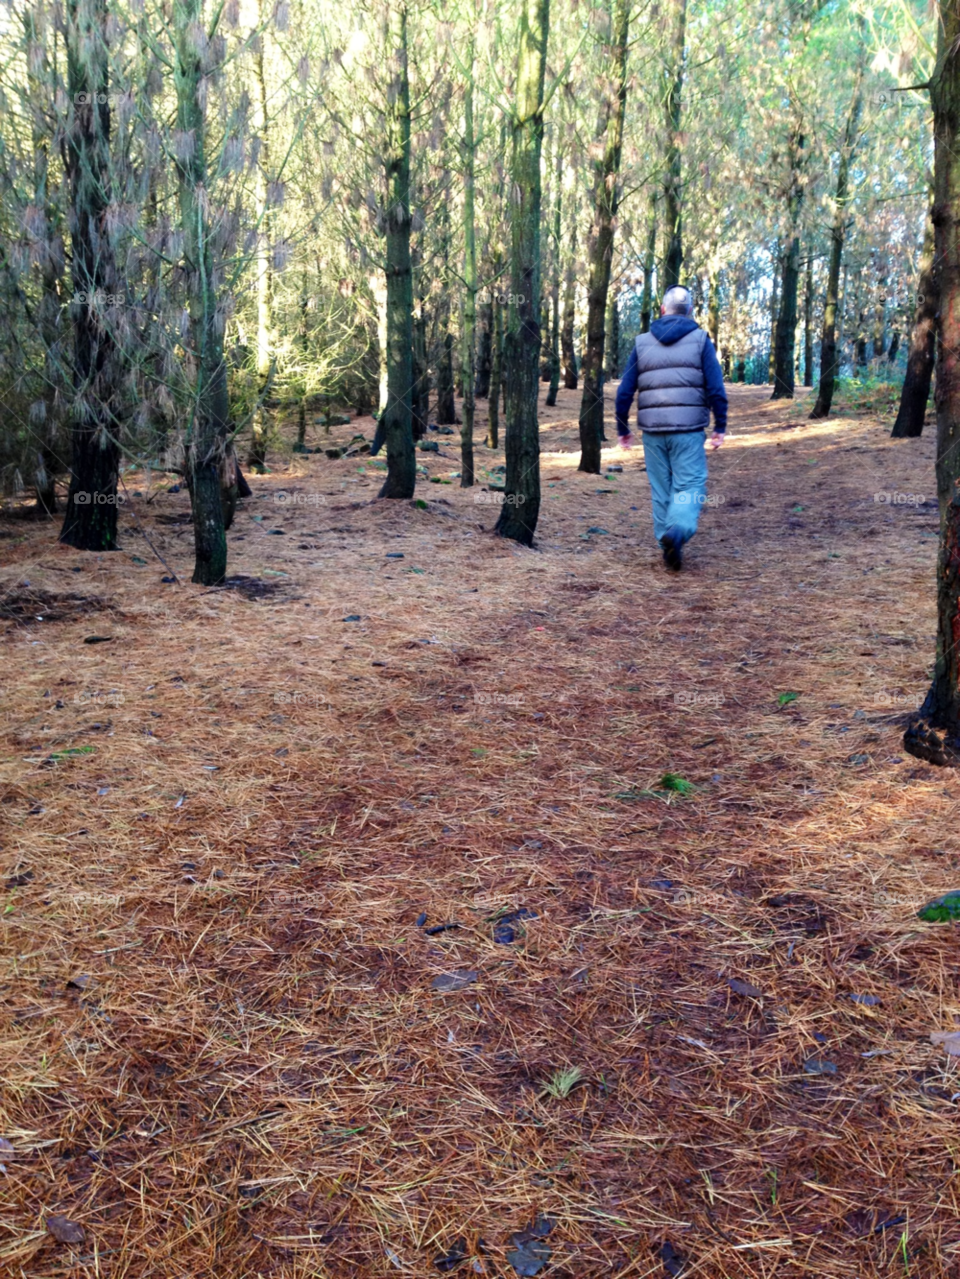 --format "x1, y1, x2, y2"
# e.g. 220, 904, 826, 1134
173, 0, 229, 583
495, 0, 548, 545
560, 216, 578, 388
545, 136, 563, 407
487, 295, 502, 447
374, 2, 416, 499
810, 55, 864, 419
436, 329, 456, 424
767, 258, 779, 384
248, 11, 274, 472
475, 298, 492, 397
25, 5, 63, 517
604, 282, 620, 379
771, 131, 804, 400
803, 252, 814, 387
905, 4, 960, 764
60, 0, 121, 552
661, 0, 686, 289
892, 210, 937, 438
460, 37, 478, 488
578, 0, 629, 475
641, 194, 657, 332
